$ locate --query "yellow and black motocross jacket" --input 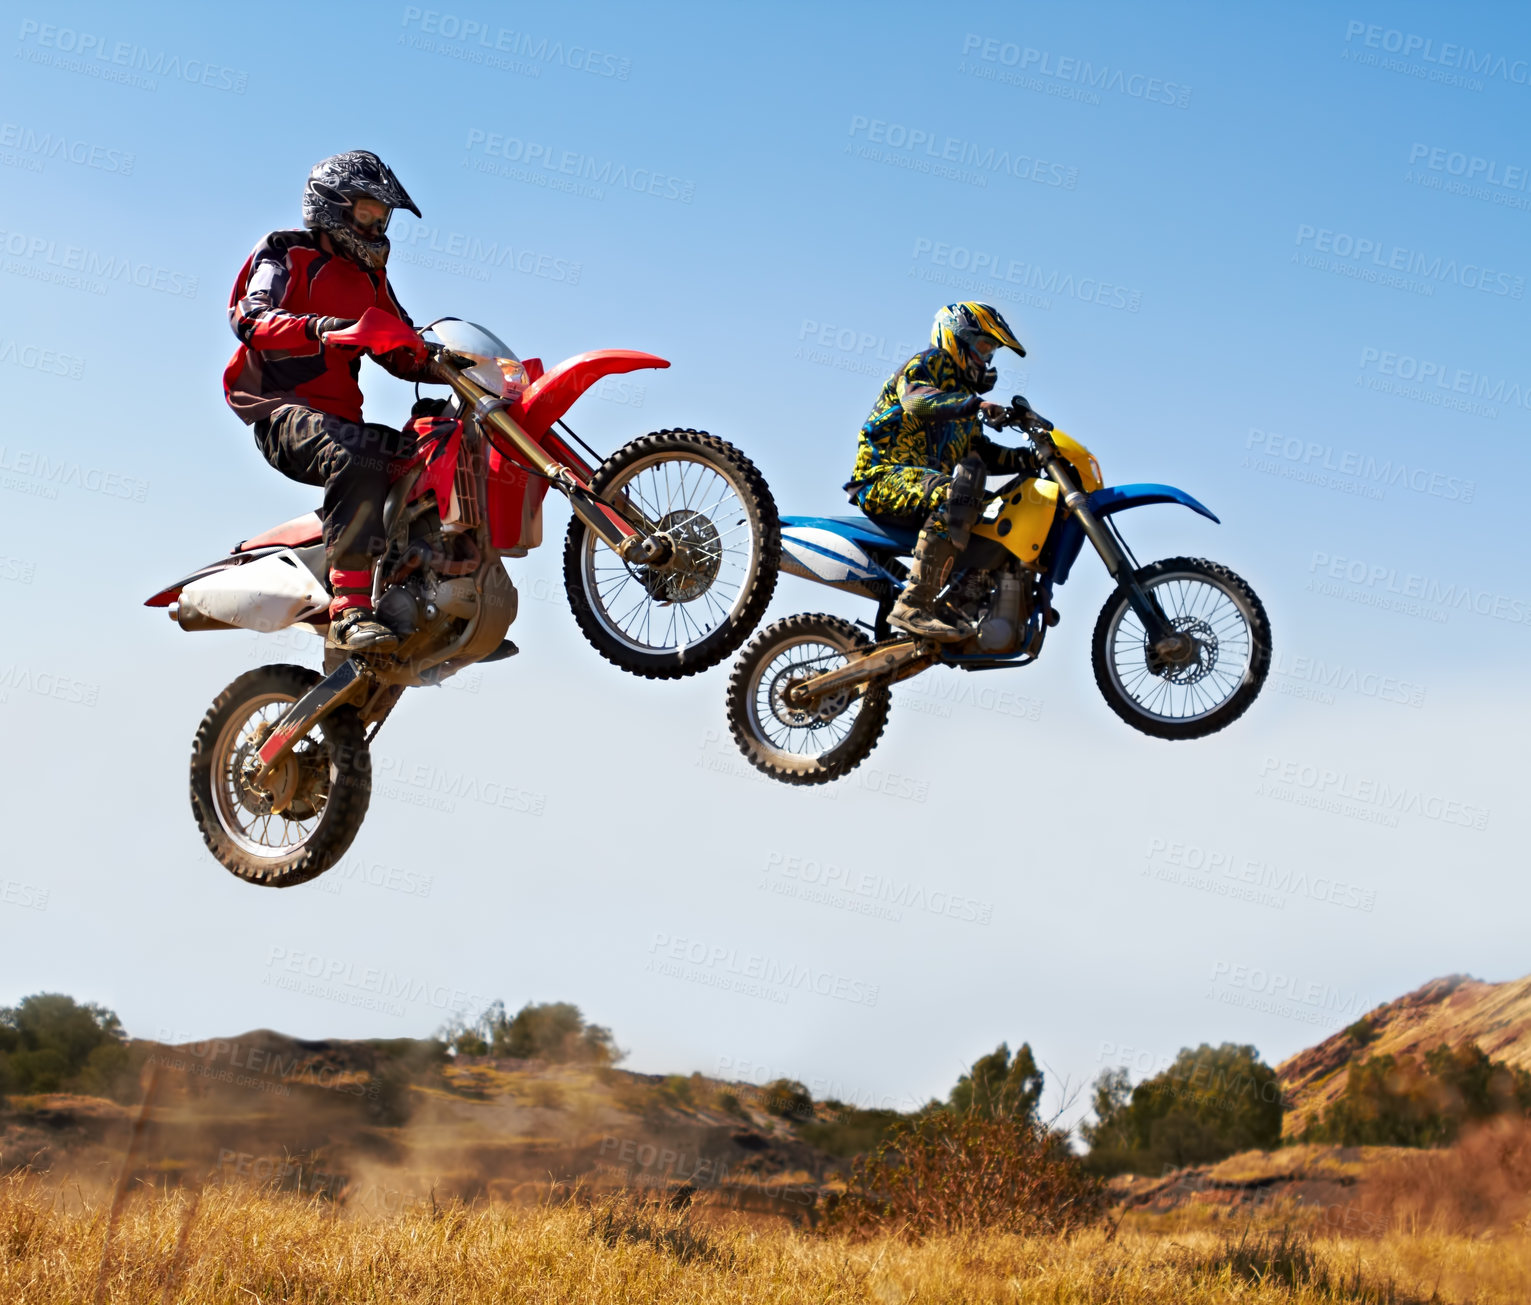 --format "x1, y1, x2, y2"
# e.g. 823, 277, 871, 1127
844, 347, 1030, 509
